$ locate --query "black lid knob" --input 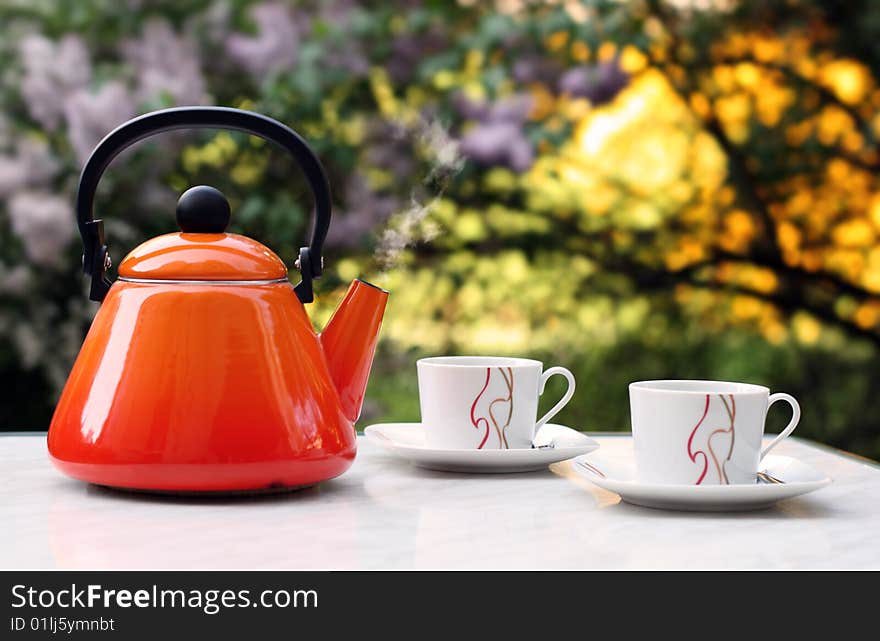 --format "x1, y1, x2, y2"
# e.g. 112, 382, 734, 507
176, 185, 230, 233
